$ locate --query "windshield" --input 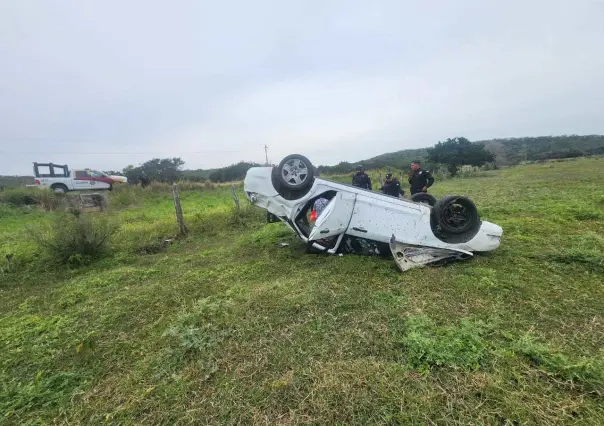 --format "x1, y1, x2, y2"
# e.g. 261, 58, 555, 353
89, 171, 106, 177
